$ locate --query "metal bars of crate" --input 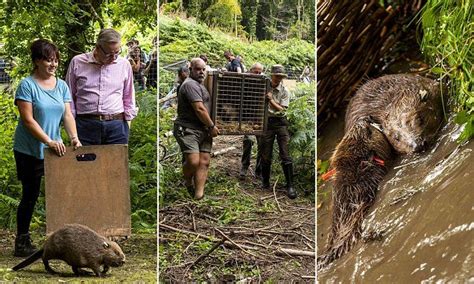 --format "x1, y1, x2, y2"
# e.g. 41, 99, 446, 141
209, 71, 268, 135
